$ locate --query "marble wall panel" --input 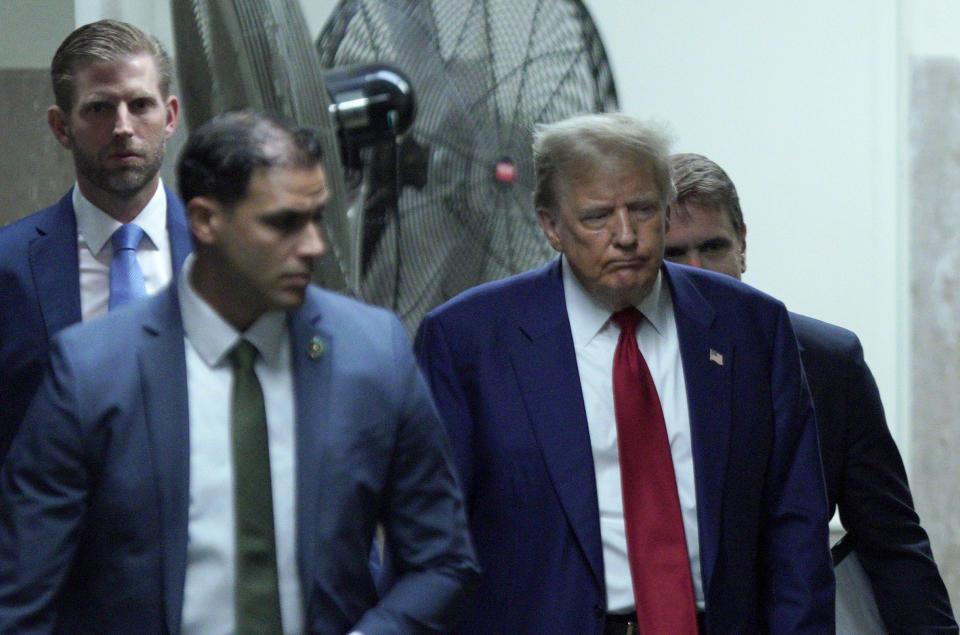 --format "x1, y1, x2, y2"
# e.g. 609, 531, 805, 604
0, 69, 74, 227
911, 55, 960, 607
